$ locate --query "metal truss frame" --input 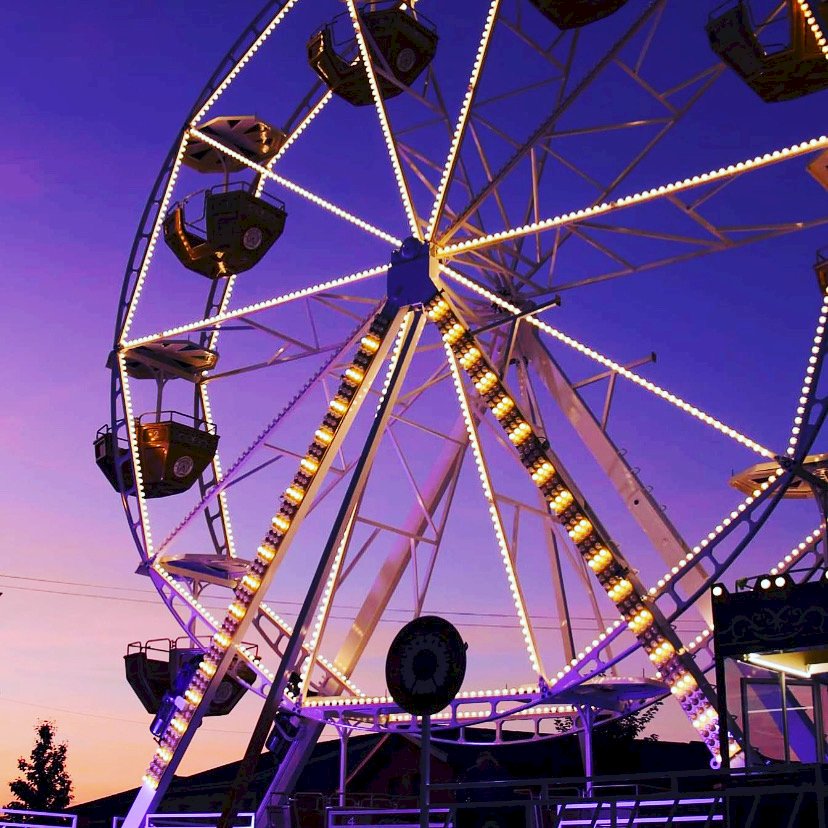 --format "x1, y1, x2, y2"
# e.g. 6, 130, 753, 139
107, 0, 828, 824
